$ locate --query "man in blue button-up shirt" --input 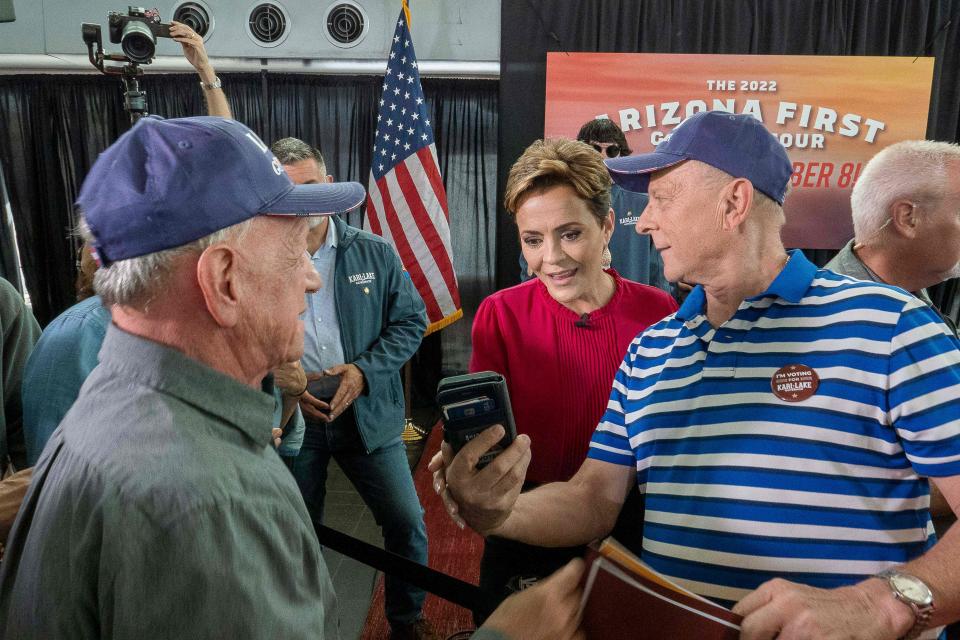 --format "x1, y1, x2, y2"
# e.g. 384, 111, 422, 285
272, 137, 433, 640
